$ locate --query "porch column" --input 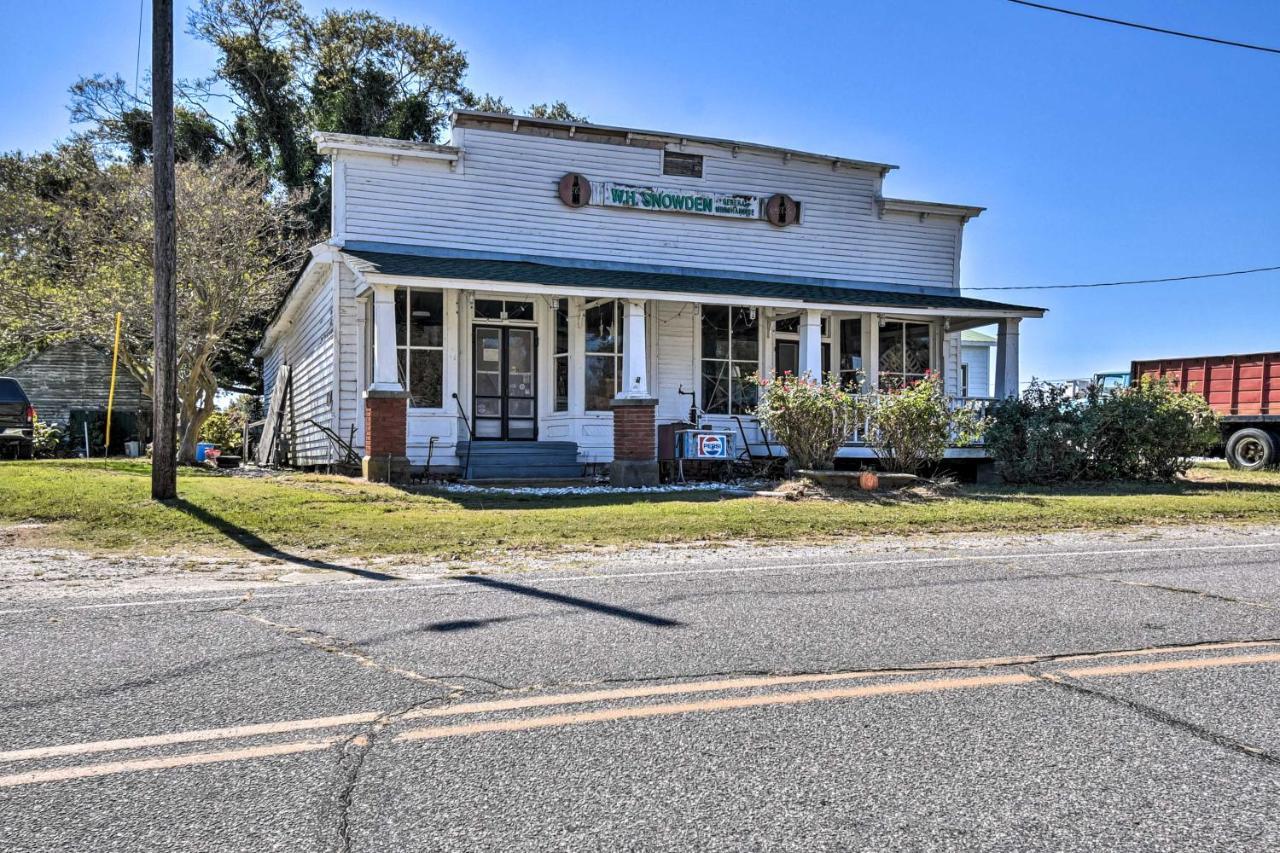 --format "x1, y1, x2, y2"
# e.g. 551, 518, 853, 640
799, 308, 823, 379
611, 298, 659, 486
994, 317, 1021, 399
864, 314, 881, 392
363, 283, 409, 483
619, 299, 650, 398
